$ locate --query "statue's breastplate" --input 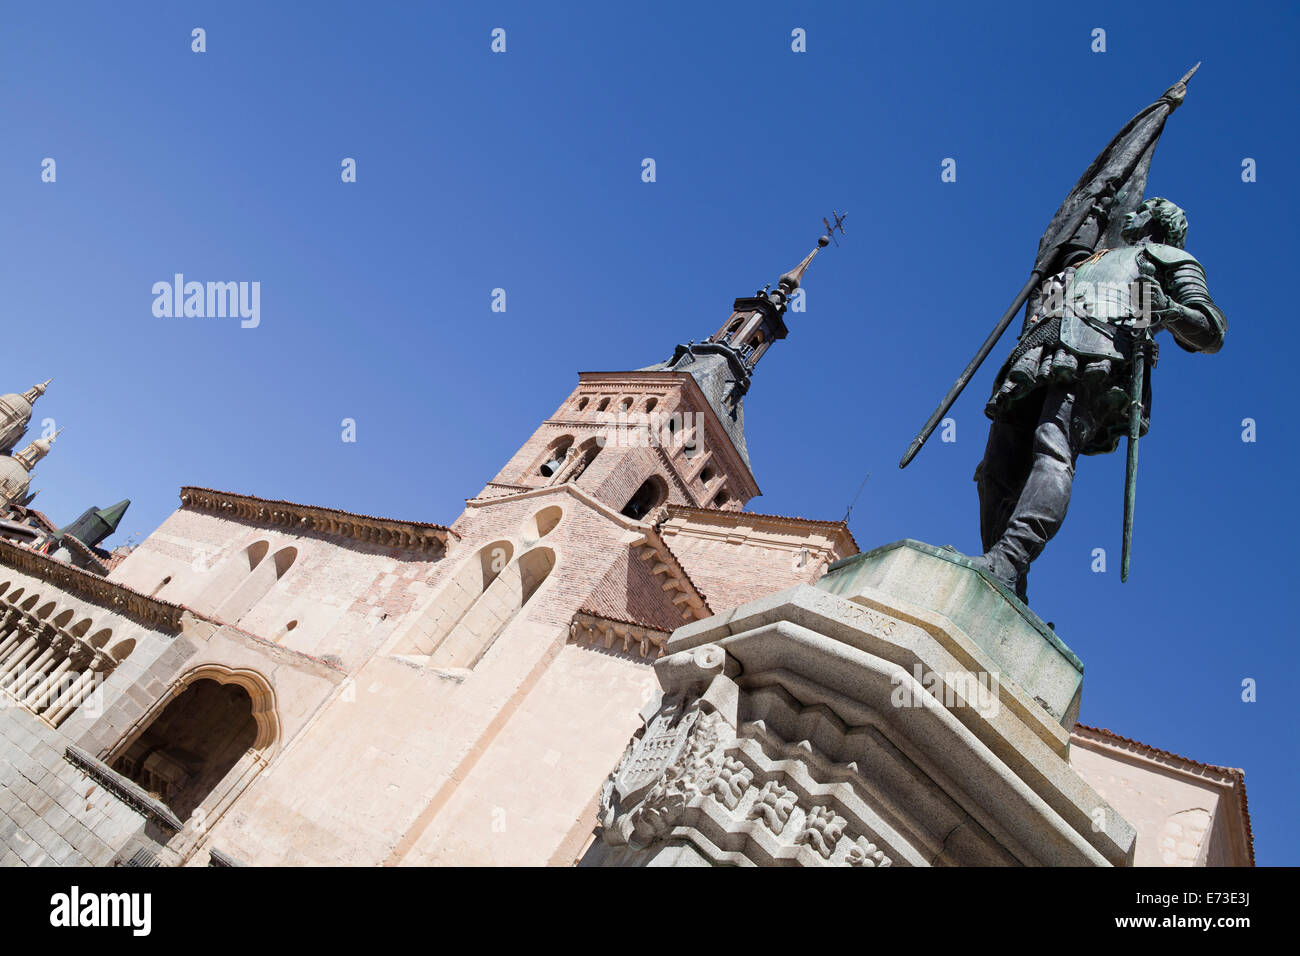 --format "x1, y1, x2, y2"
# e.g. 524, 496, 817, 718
1059, 246, 1145, 360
